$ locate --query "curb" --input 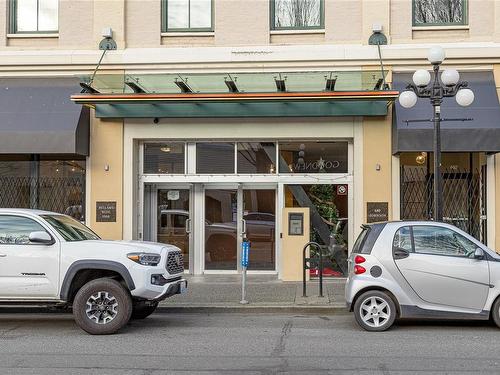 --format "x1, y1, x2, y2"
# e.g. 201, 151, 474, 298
156, 305, 349, 315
